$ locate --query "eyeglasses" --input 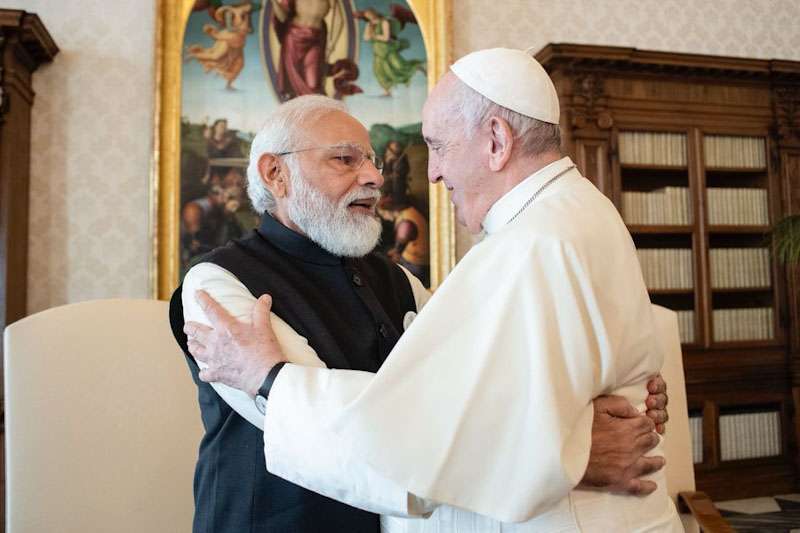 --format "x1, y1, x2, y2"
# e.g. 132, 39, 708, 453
276, 143, 384, 174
